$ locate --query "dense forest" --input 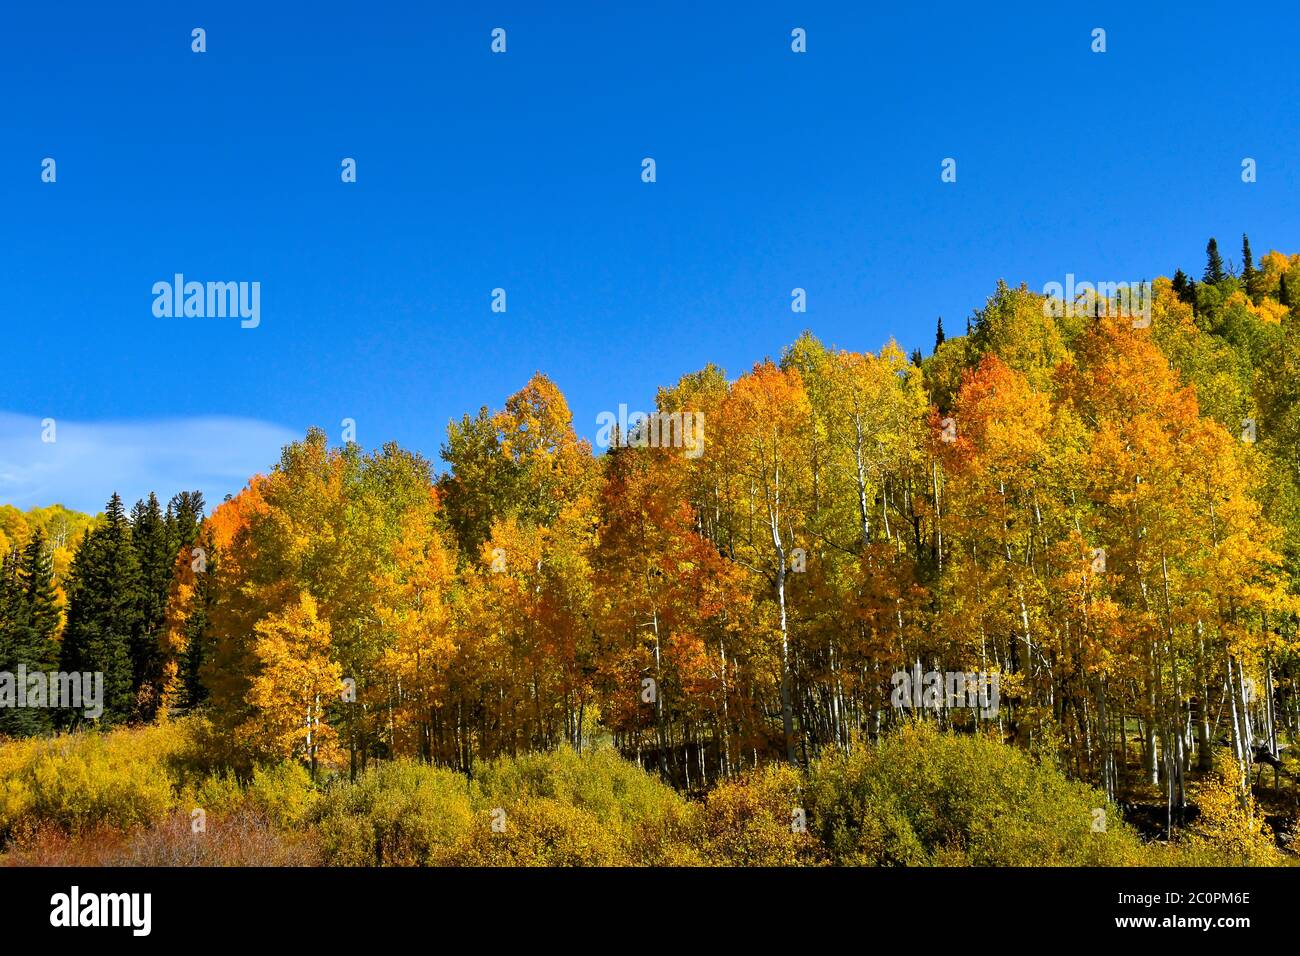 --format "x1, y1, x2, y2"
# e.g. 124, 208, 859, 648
2, 235, 1299, 864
